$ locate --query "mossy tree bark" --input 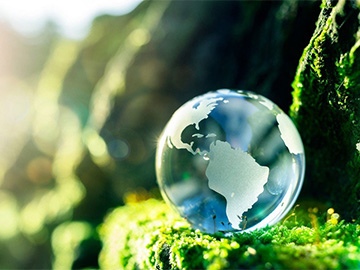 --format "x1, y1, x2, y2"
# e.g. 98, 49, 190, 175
290, 0, 360, 219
